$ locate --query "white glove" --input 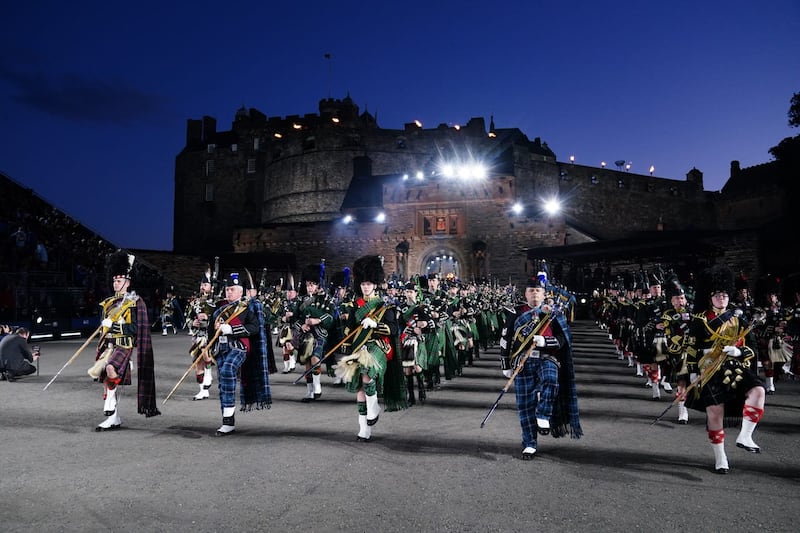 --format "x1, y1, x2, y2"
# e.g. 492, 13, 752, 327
502, 369, 513, 378
219, 323, 233, 335
101, 318, 113, 328
722, 345, 741, 357
533, 335, 546, 348
361, 317, 378, 329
